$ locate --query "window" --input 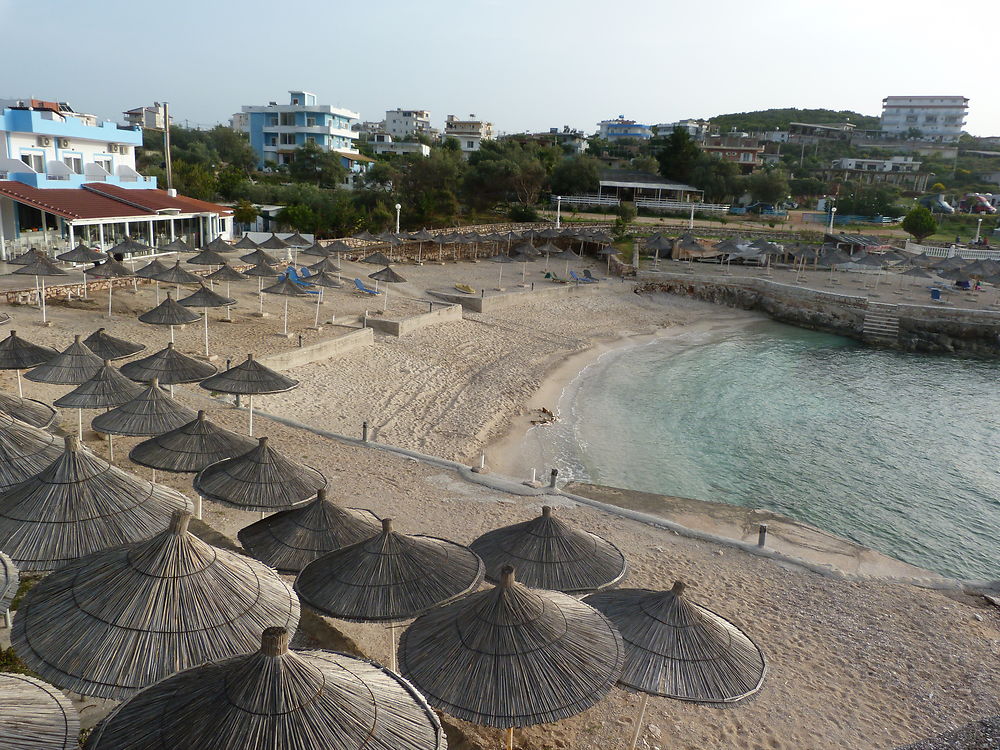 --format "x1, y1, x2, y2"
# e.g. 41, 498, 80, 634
20, 153, 44, 172
268, 137, 277, 146
306, 136, 315, 143
267, 116, 278, 127
94, 157, 113, 174
63, 155, 83, 174
280, 133, 296, 145
307, 117, 316, 127
279, 113, 295, 126
467, 140, 474, 149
